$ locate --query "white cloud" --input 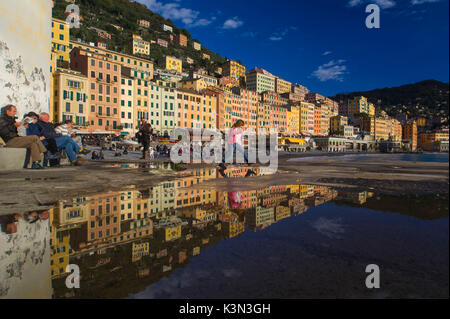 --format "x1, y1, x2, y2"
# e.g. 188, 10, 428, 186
347, 0, 396, 9
411, 0, 441, 4
311, 218, 346, 239
137, 0, 213, 27
322, 51, 332, 56
269, 36, 283, 41
222, 17, 244, 29
311, 60, 348, 82
268, 27, 297, 41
